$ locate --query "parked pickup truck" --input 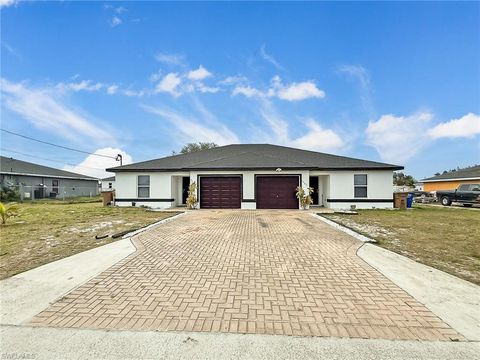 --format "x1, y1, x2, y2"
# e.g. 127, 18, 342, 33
436, 184, 480, 207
